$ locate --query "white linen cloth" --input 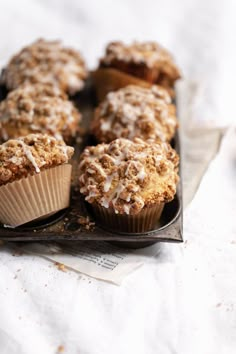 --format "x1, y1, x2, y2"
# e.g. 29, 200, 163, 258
1, 127, 236, 354
0, 0, 236, 353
